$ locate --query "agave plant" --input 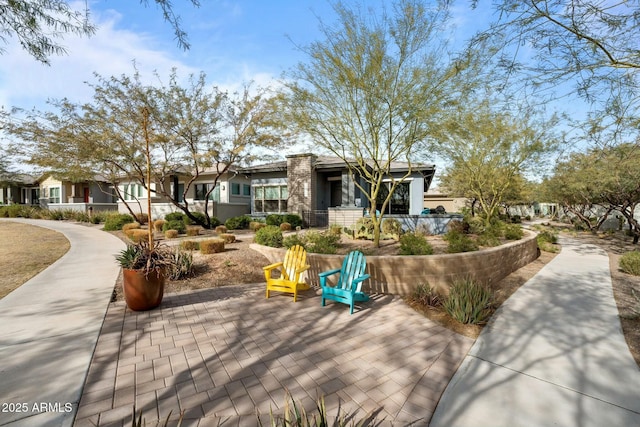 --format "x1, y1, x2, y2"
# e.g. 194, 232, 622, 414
115, 240, 174, 275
